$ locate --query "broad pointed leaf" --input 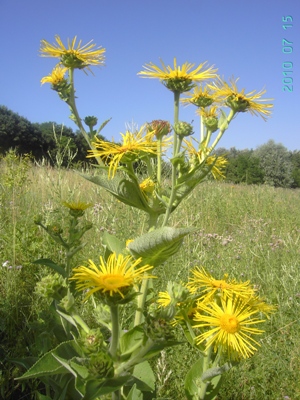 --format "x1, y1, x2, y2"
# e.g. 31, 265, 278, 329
32, 259, 66, 277
81, 174, 150, 212
127, 227, 196, 267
